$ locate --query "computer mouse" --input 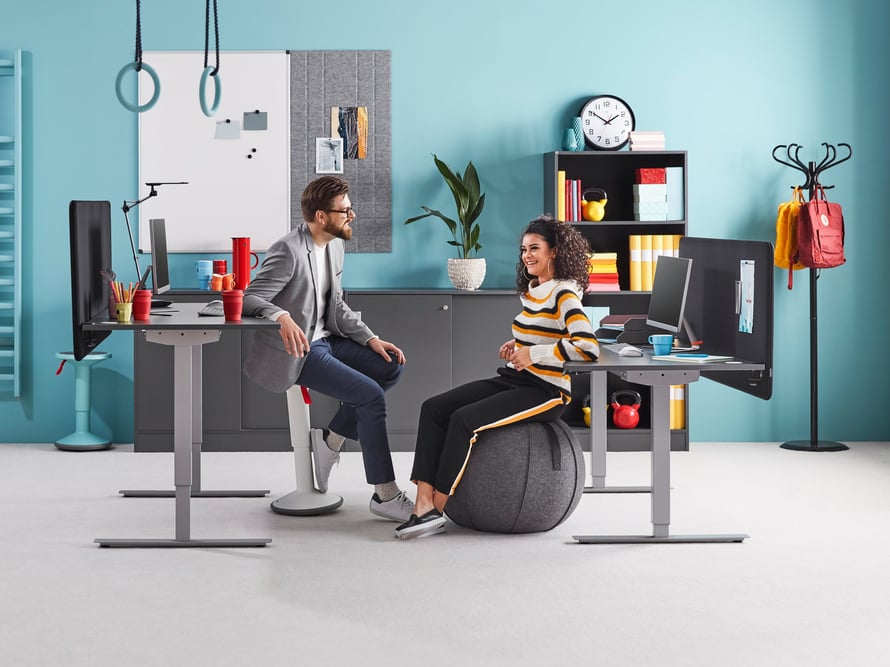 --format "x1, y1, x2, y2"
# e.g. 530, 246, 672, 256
619, 345, 643, 357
